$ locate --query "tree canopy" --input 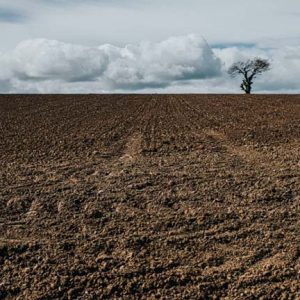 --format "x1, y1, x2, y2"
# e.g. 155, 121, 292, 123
228, 58, 271, 94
